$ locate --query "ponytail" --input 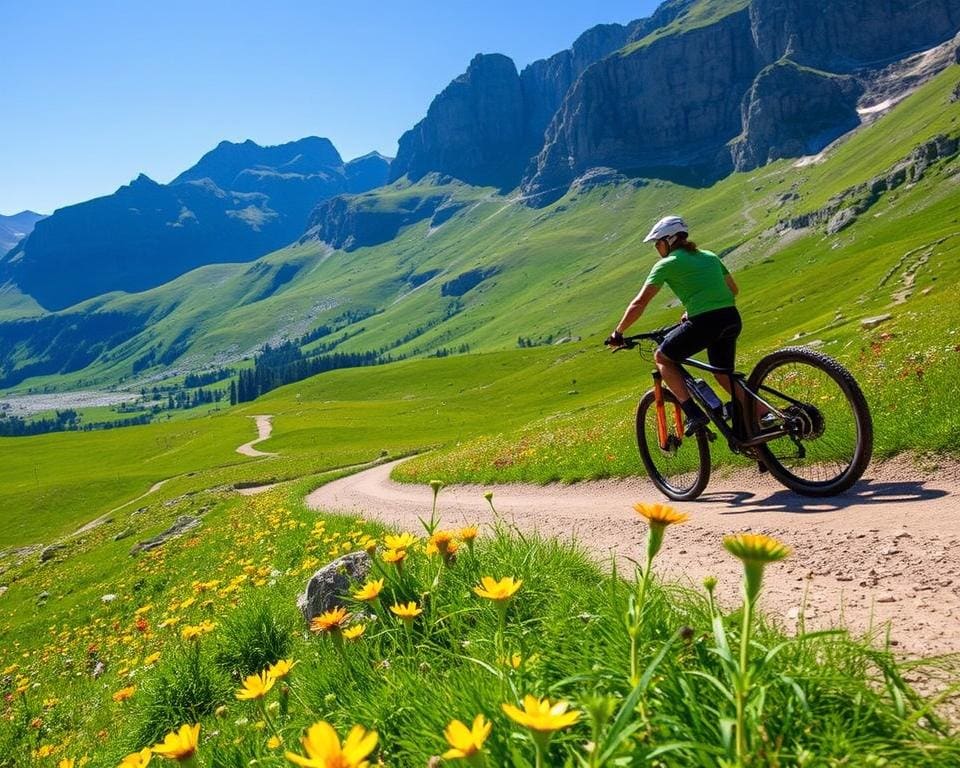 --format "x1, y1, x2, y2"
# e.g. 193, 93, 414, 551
674, 233, 698, 252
